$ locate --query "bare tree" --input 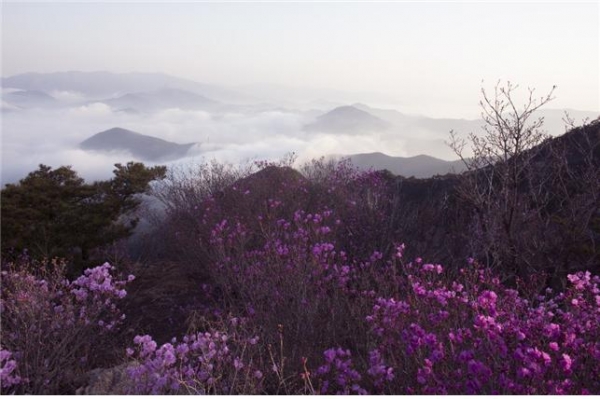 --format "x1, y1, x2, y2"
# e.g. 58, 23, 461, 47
449, 81, 600, 287
448, 82, 556, 281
